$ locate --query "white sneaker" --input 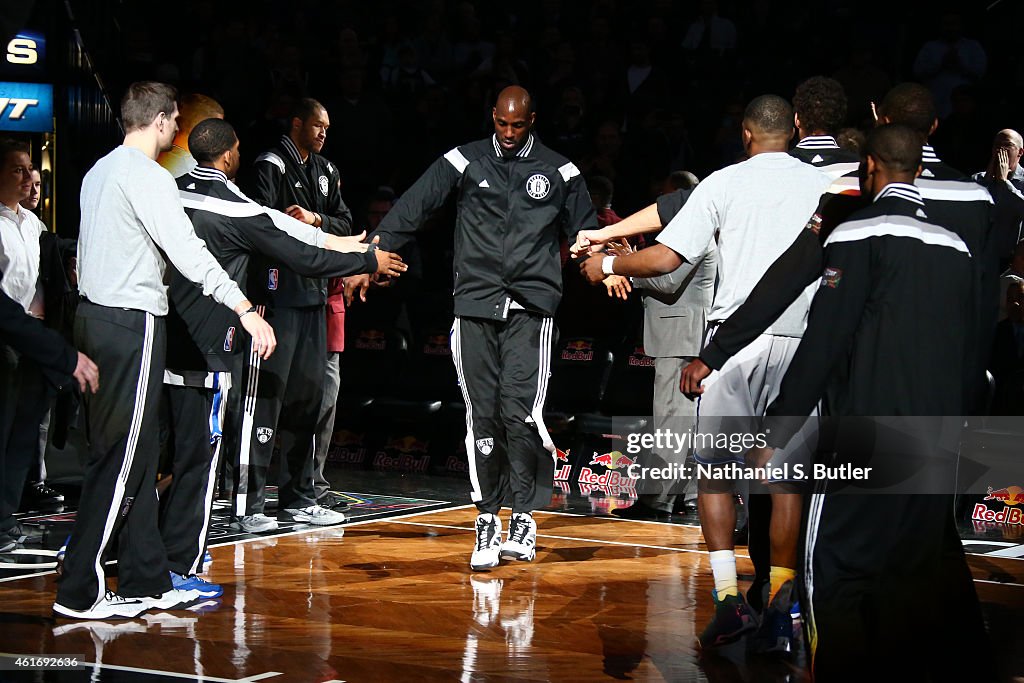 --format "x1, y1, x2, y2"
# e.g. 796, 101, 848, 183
231, 514, 279, 533
280, 505, 345, 526
470, 513, 502, 571
140, 588, 203, 611
500, 512, 537, 562
53, 590, 148, 620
